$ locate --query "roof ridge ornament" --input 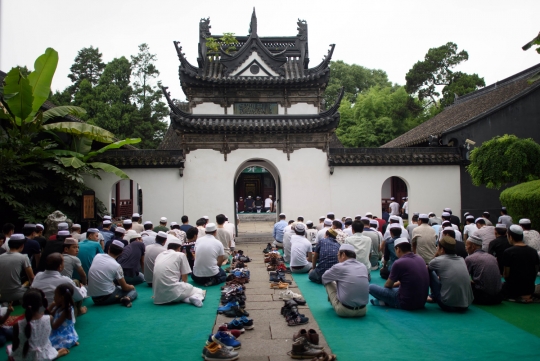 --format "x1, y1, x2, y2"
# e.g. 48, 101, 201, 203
249, 7, 257, 38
